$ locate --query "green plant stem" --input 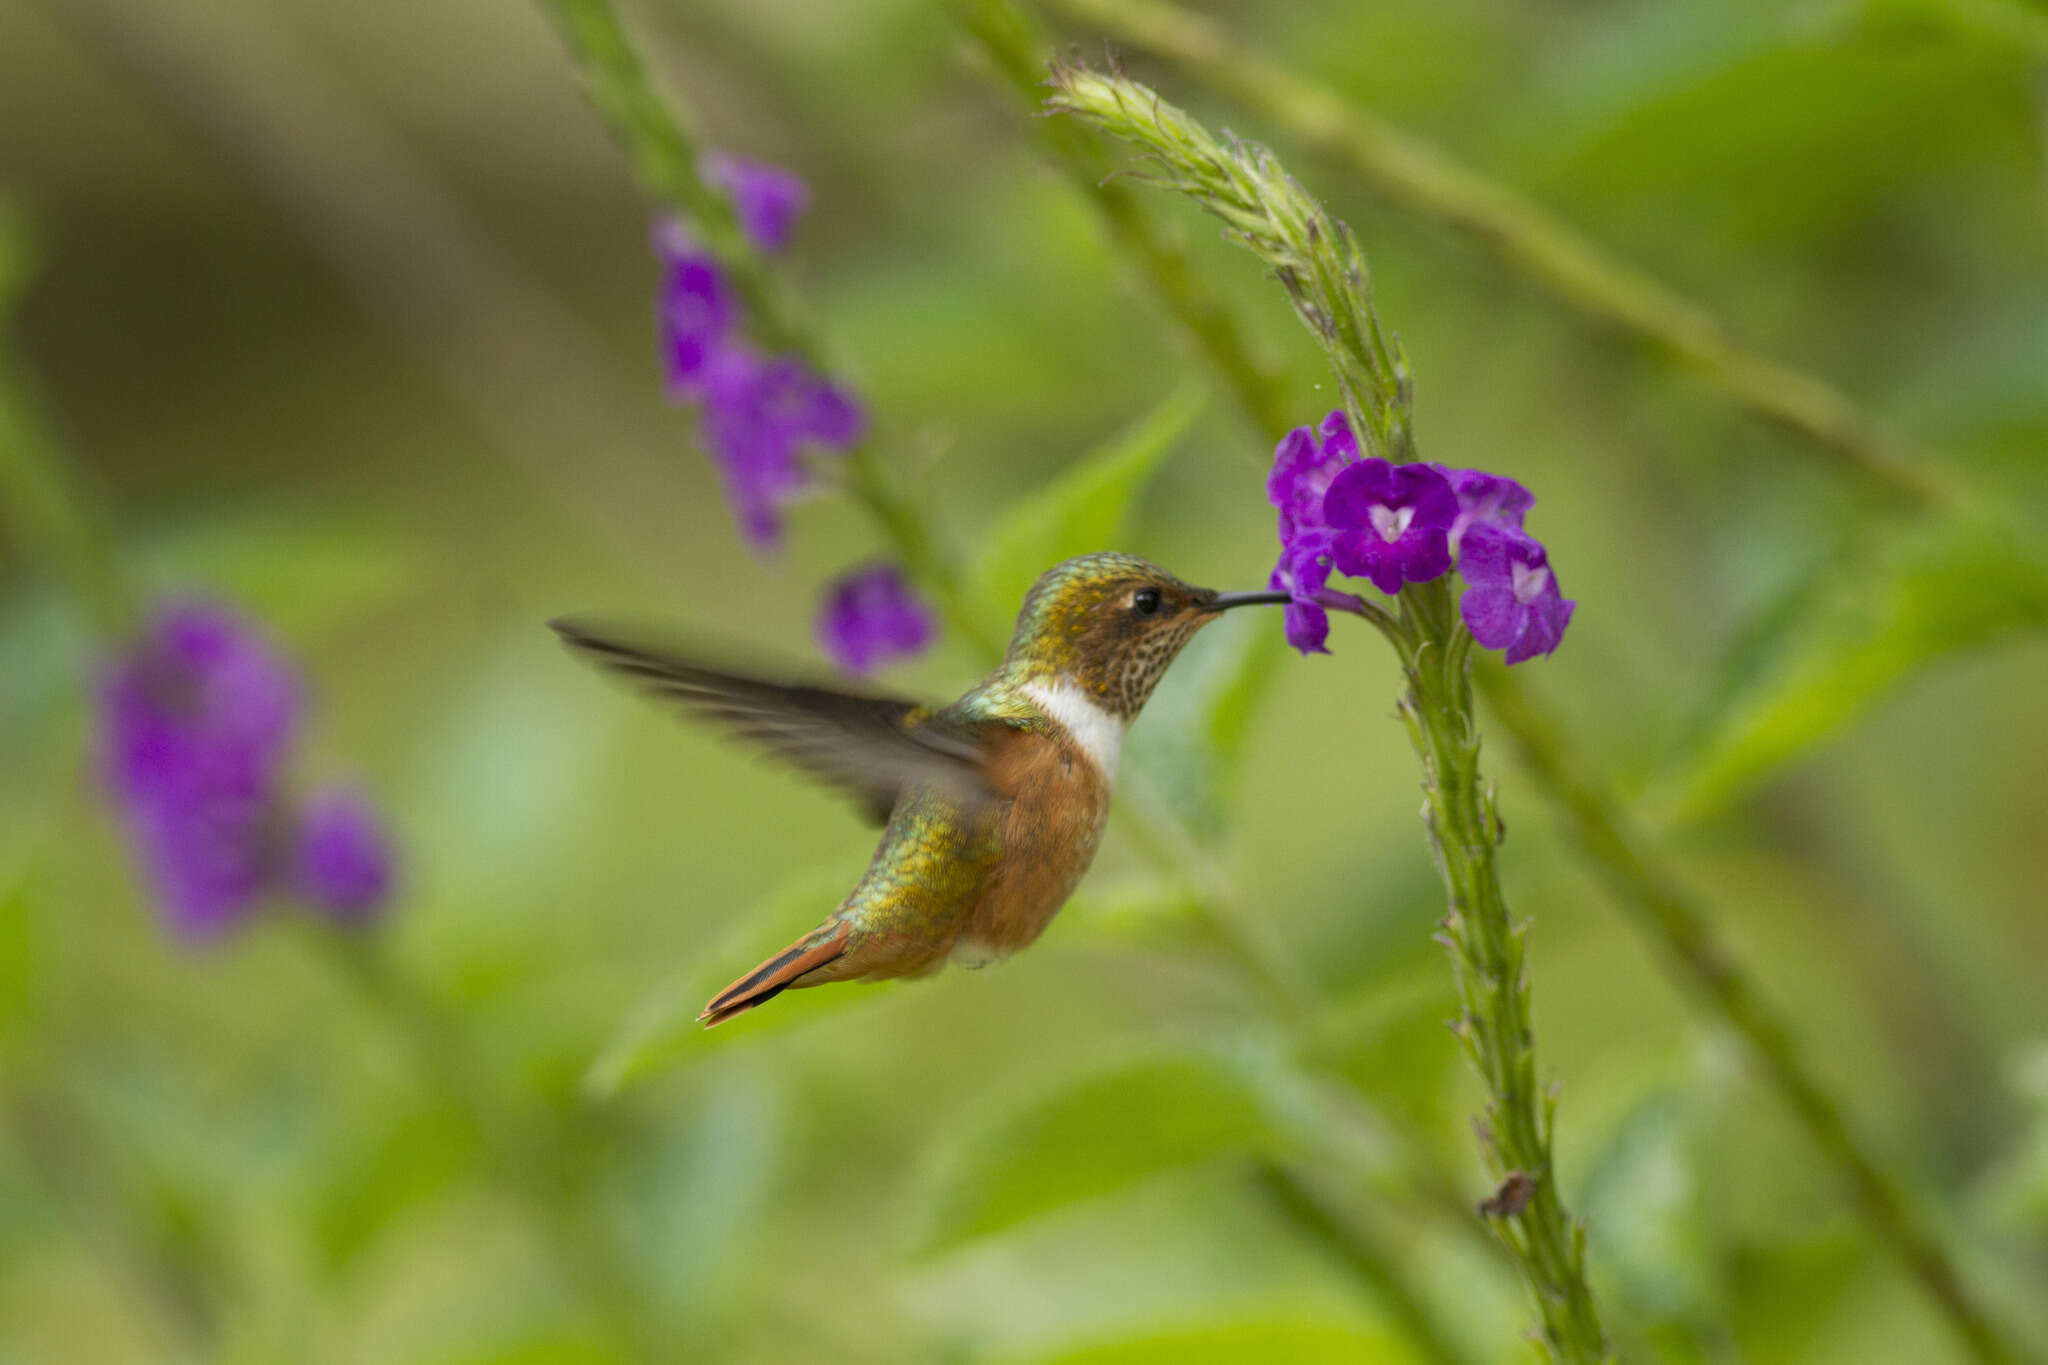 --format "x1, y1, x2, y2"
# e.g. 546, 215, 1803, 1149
1396, 582, 1610, 1363
1477, 668, 2029, 1365
1021, 43, 2031, 1365
1042, 0, 1947, 511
